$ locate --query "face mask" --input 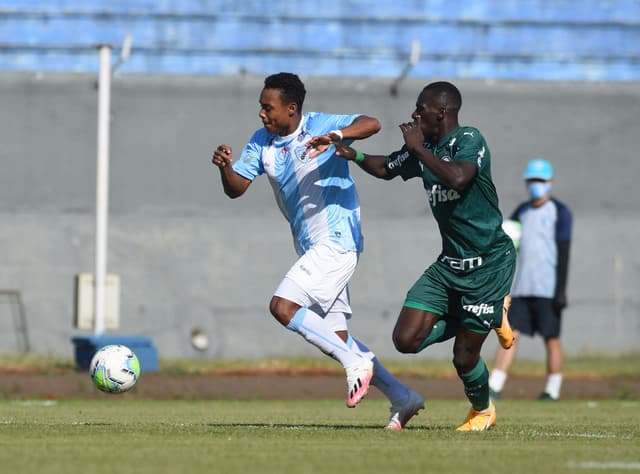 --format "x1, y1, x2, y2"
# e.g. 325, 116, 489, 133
527, 181, 551, 200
